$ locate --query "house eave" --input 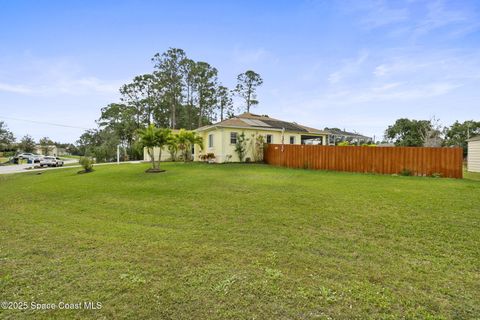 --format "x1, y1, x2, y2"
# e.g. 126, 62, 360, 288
195, 125, 328, 135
